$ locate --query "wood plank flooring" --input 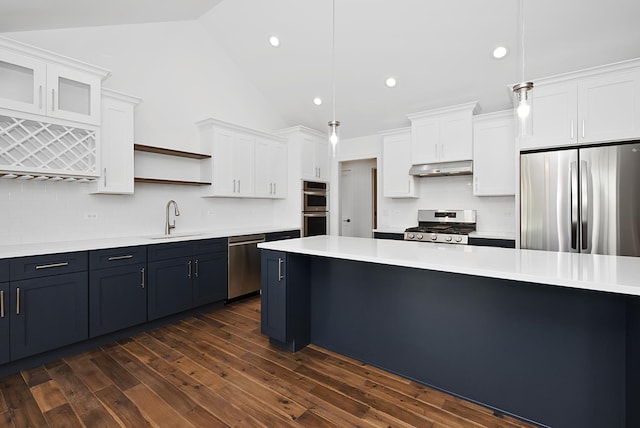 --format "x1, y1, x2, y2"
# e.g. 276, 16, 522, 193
0, 296, 538, 427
